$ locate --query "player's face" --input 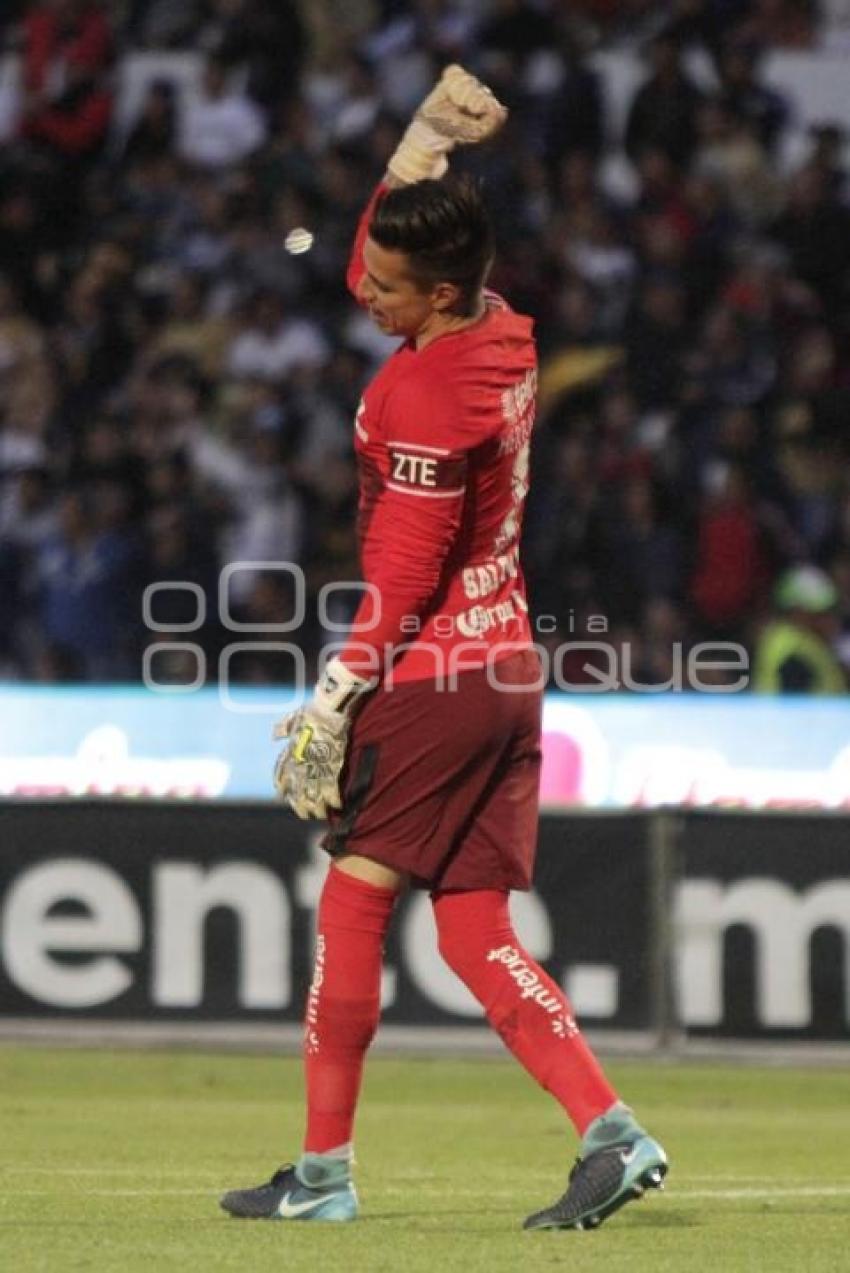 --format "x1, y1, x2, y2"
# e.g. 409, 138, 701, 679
360, 236, 439, 339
